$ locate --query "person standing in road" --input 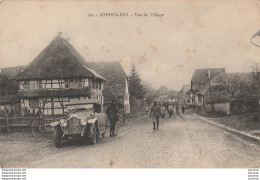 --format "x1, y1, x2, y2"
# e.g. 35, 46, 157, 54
163, 105, 167, 118
168, 104, 173, 118
176, 104, 179, 115
106, 102, 119, 137
181, 105, 186, 114
145, 105, 149, 115
150, 101, 161, 130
